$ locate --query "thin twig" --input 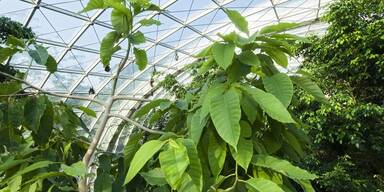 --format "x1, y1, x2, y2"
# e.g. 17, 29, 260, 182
0, 71, 104, 106
109, 114, 165, 135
